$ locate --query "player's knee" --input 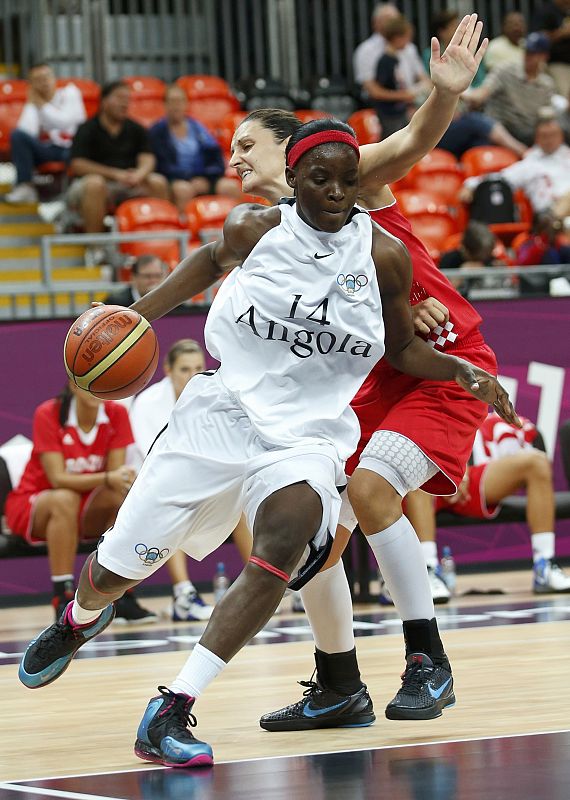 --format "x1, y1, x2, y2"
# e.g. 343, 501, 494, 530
49, 489, 81, 519
526, 450, 552, 482
90, 556, 133, 594
348, 469, 400, 519
253, 484, 321, 571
